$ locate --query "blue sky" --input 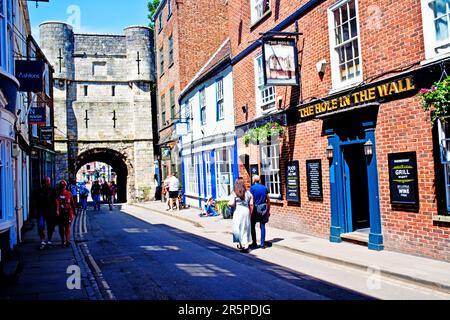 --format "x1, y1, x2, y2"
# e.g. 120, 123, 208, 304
29, 0, 150, 41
